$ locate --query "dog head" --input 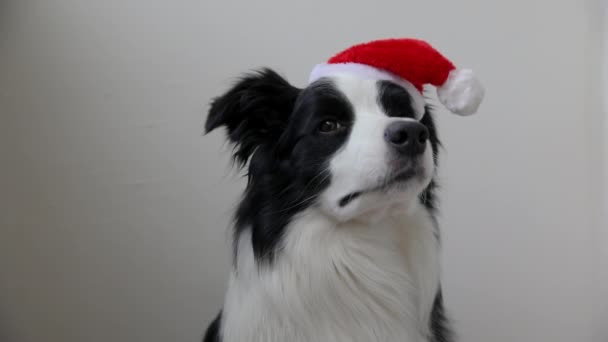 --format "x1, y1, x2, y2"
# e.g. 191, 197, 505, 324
206, 69, 439, 258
